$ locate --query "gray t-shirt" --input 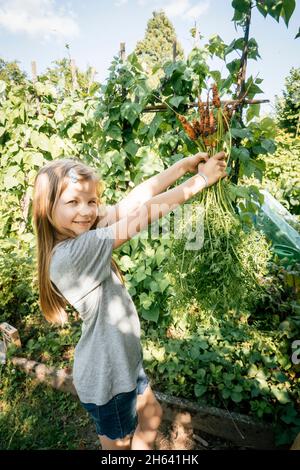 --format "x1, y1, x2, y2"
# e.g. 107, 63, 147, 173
49, 227, 143, 406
